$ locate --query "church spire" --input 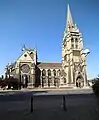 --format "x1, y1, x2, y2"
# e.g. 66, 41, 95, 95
66, 4, 74, 30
